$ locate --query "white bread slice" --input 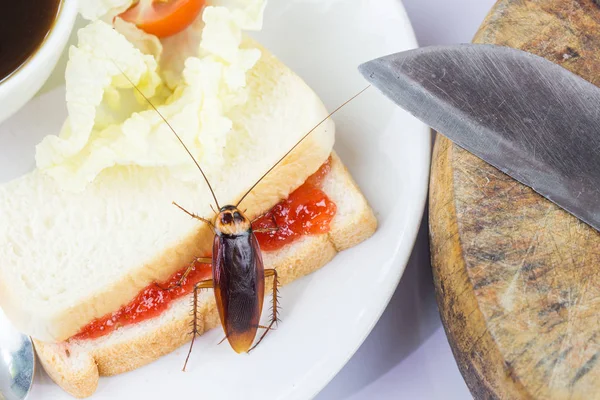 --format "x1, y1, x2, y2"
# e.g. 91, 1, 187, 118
33, 153, 377, 398
0, 39, 335, 343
